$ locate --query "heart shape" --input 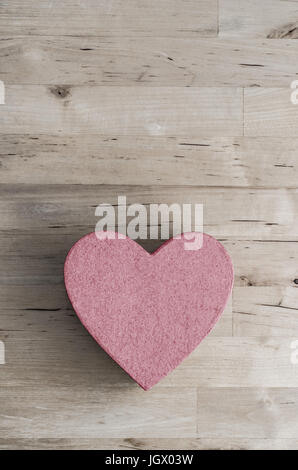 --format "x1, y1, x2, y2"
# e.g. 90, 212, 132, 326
64, 232, 233, 390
